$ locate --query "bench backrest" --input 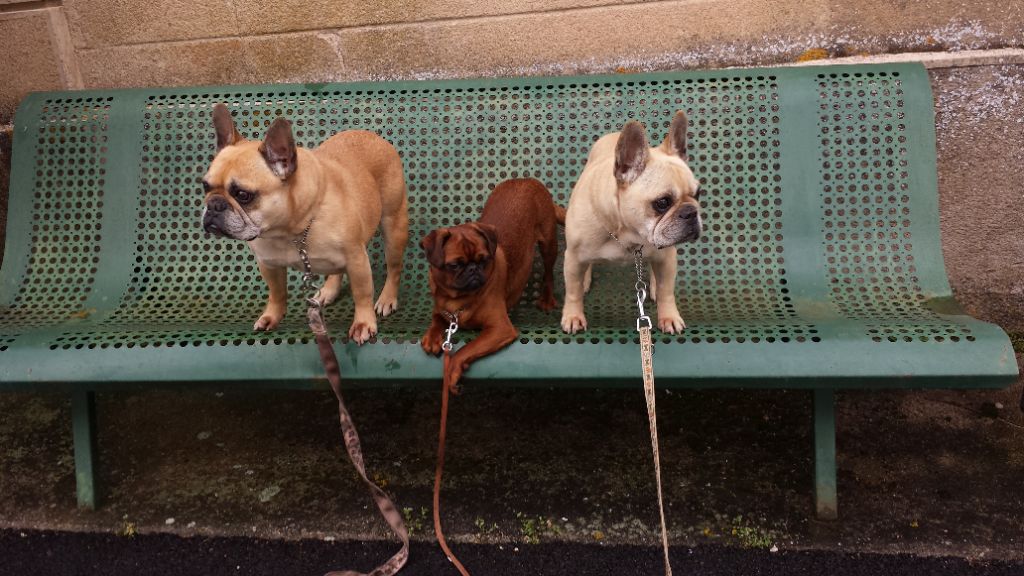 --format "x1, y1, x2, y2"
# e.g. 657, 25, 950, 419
0, 64, 983, 361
